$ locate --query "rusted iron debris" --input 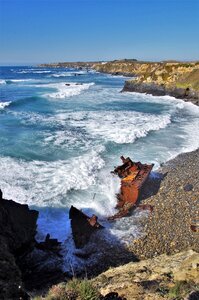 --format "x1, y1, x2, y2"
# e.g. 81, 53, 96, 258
70, 156, 154, 248
108, 156, 154, 220
69, 205, 103, 248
